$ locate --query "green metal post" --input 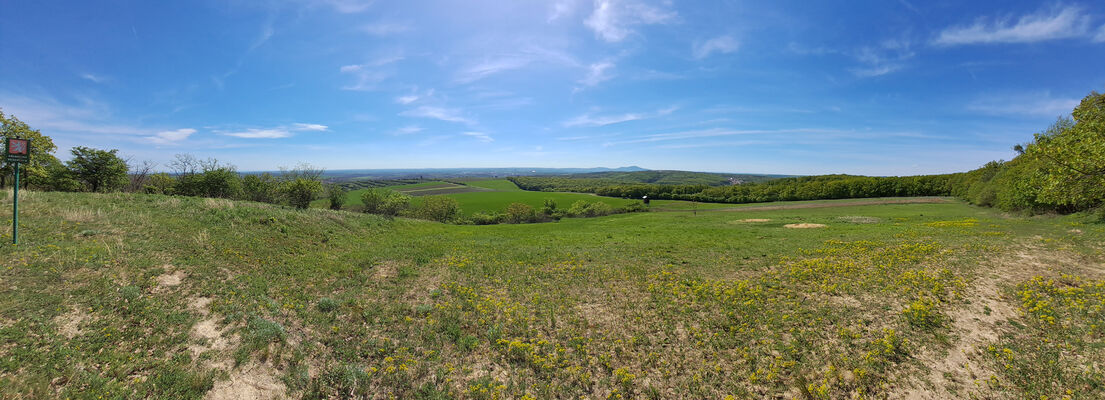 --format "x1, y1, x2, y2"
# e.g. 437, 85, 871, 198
12, 162, 18, 245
